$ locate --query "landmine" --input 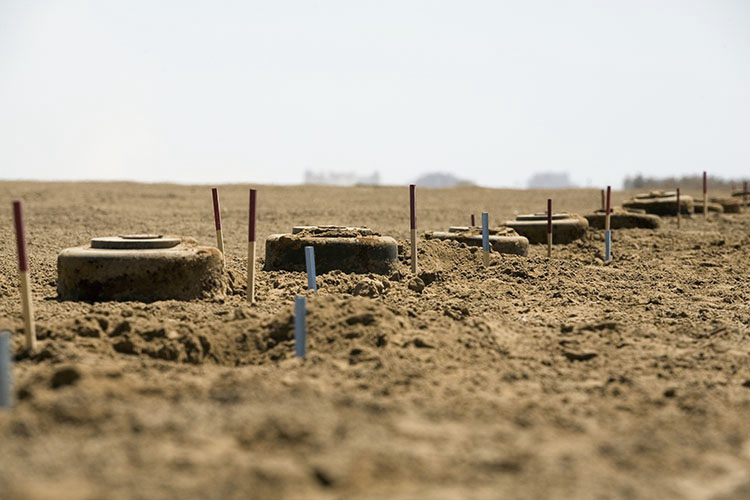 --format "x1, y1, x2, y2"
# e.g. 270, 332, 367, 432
57, 235, 224, 302
623, 190, 693, 216
424, 226, 529, 256
730, 190, 750, 207
504, 213, 588, 244
693, 200, 724, 214
265, 226, 398, 275
585, 208, 661, 230
711, 197, 741, 214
